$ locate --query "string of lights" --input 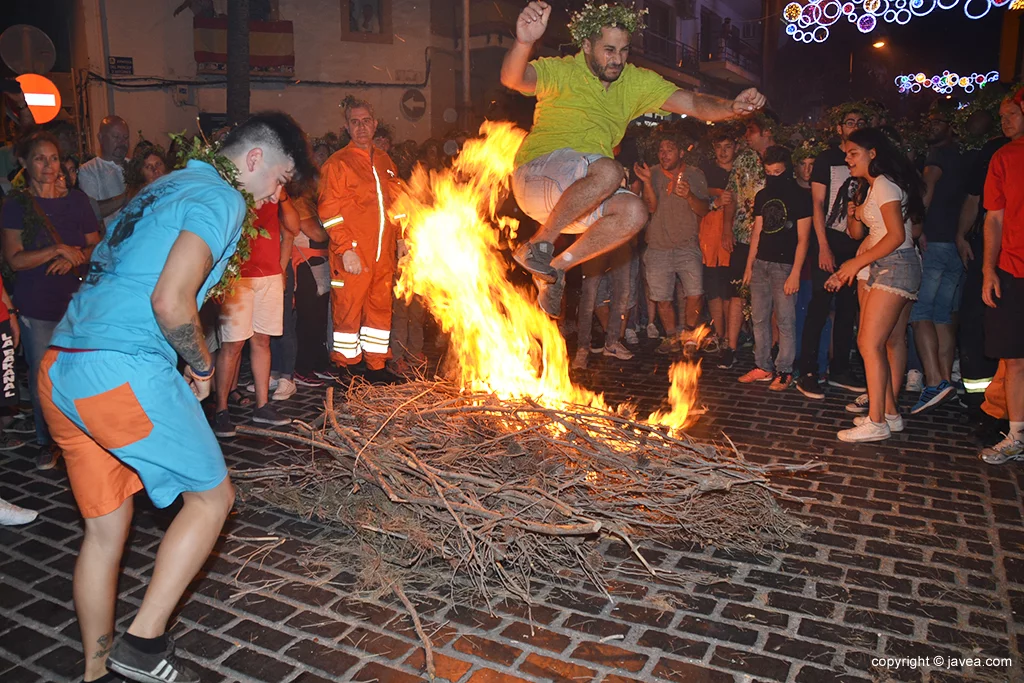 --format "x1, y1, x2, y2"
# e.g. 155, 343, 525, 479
895, 69, 1000, 93
783, 0, 1013, 43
